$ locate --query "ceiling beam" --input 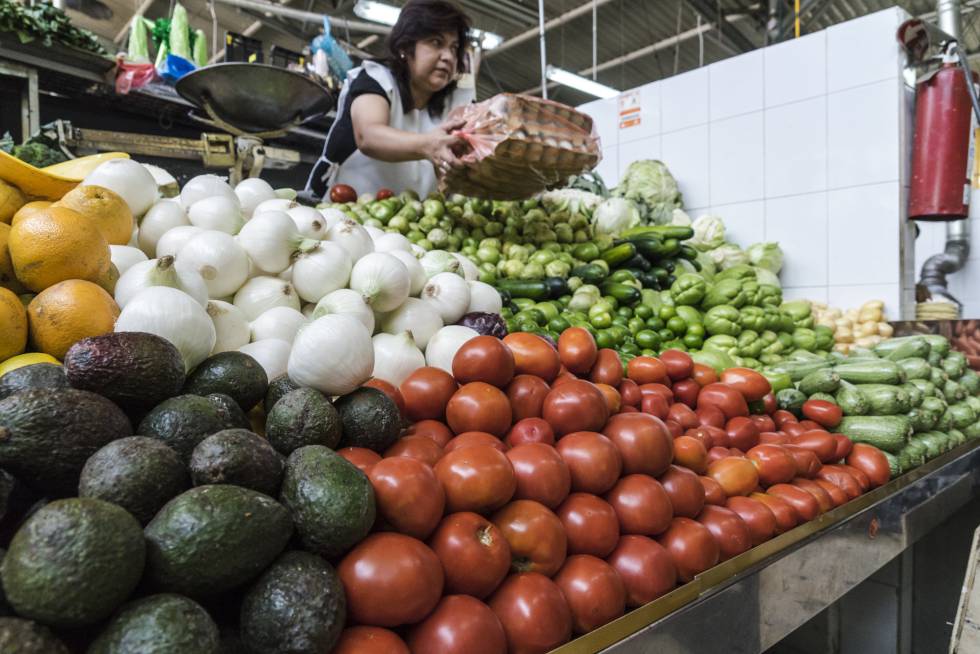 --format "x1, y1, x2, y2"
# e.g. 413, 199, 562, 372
209, 0, 390, 34
486, 0, 618, 57
684, 0, 756, 52
113, 0, 156, 44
